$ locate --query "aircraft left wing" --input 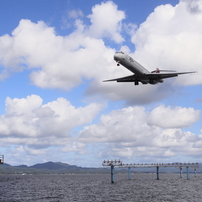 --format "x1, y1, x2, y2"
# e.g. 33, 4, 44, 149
145, 71, 197, 80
